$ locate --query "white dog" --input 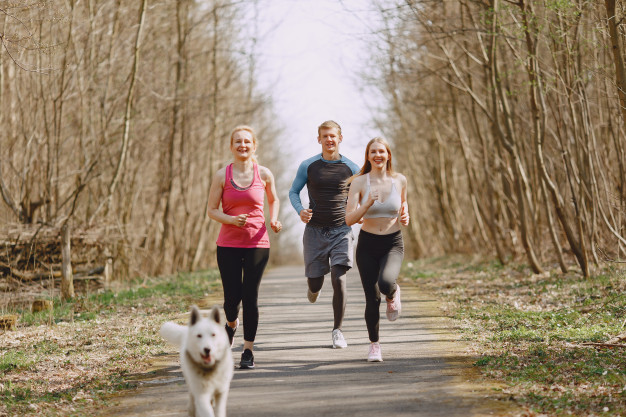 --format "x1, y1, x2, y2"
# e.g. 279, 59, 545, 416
160, 305, 234, 417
